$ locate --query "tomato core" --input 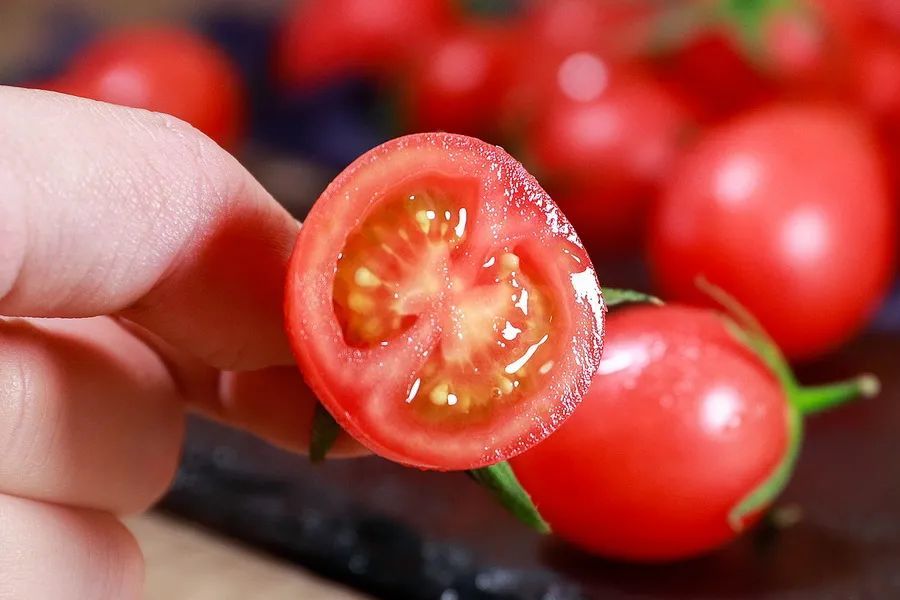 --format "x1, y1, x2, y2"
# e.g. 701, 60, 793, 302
332, 174, 558, 423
